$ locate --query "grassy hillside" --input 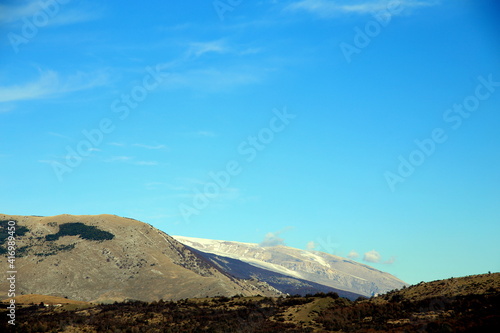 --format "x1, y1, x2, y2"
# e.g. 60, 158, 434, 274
0, 214, 283, 302
315, 273, 499, 332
